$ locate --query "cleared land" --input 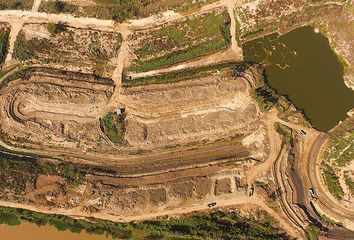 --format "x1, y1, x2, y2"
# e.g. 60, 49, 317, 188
0, 0, 353, 239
